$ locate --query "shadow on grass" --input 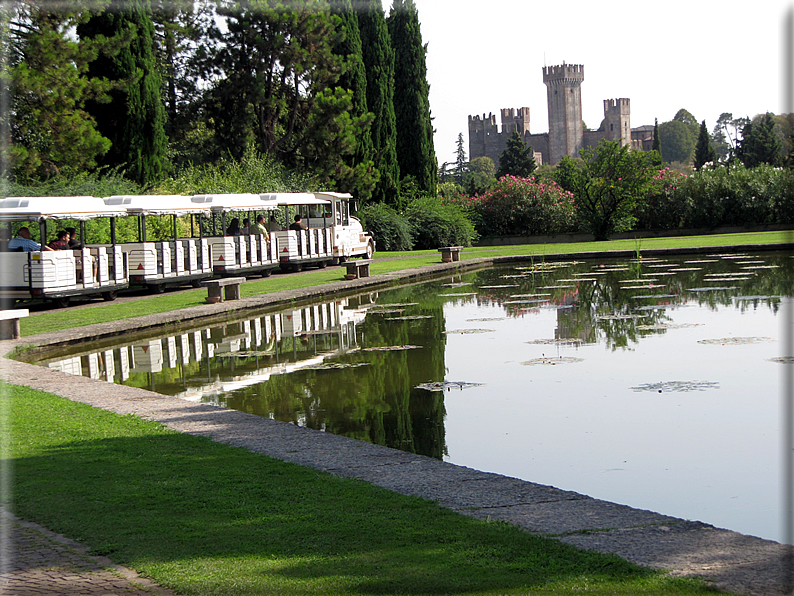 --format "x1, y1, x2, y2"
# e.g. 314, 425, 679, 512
11, 429, 659, 595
